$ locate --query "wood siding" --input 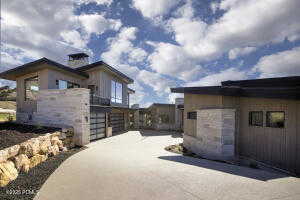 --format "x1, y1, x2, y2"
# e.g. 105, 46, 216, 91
238, 97, 299, 174
184, 94, 300, 174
